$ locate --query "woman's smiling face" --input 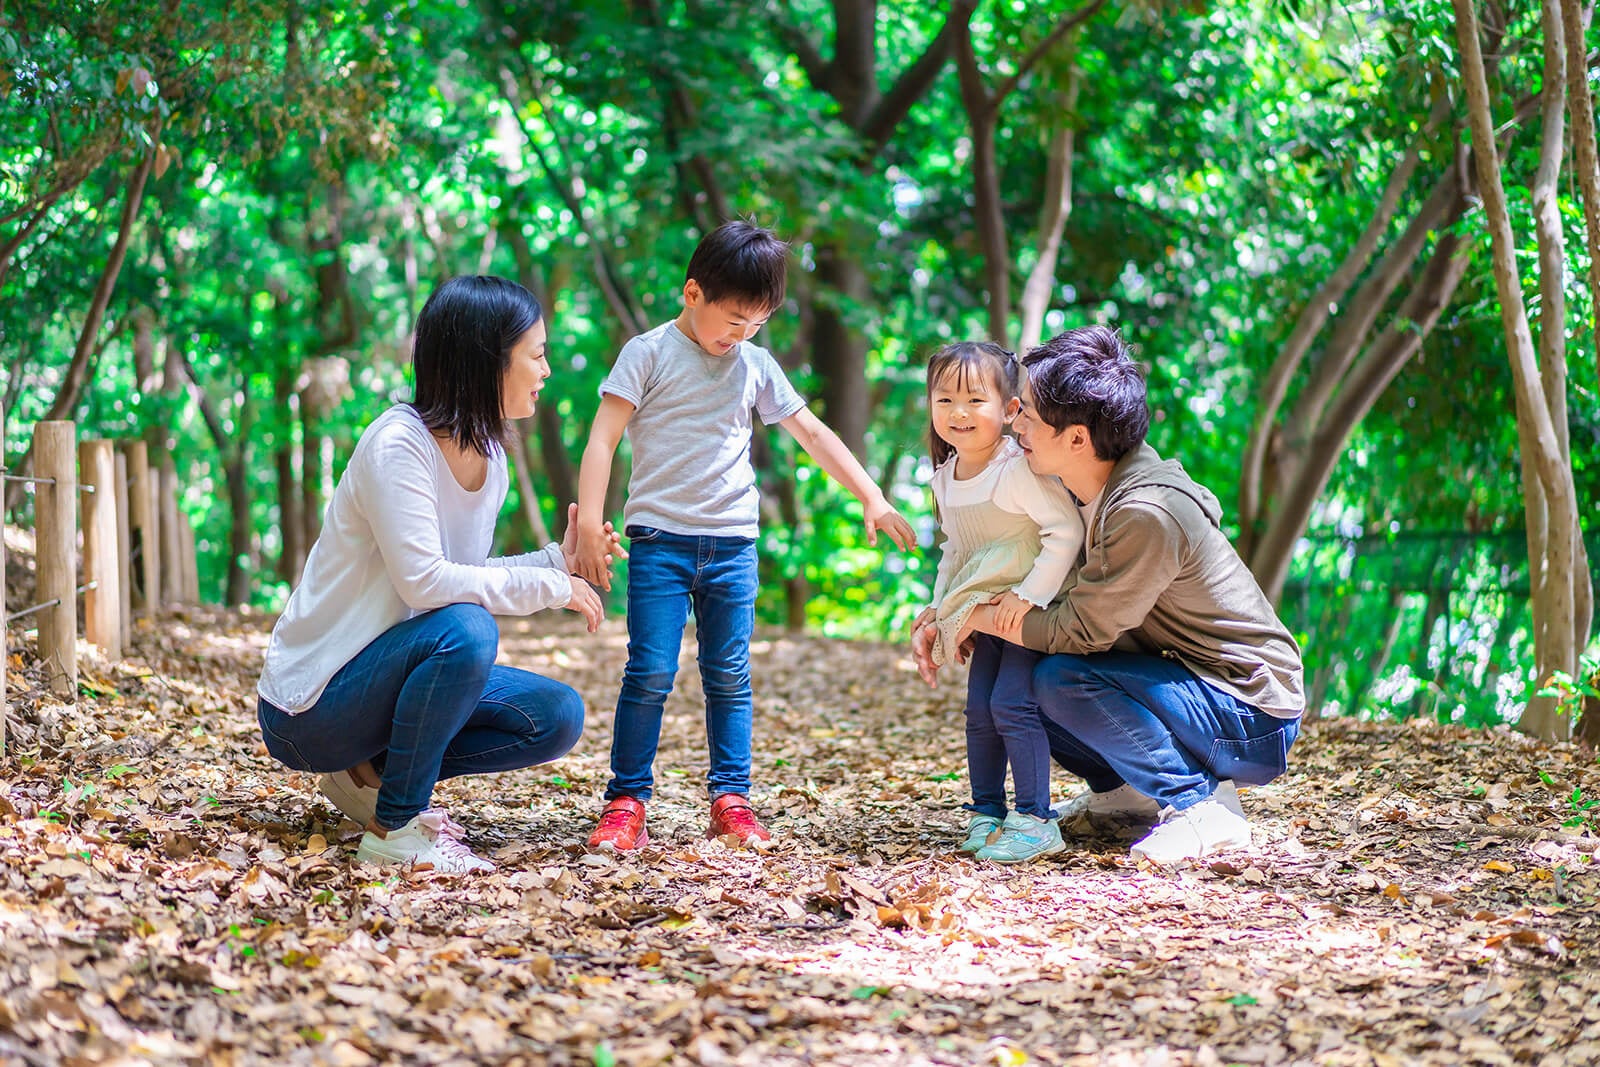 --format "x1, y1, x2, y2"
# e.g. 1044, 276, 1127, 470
501, 319, 550, 420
